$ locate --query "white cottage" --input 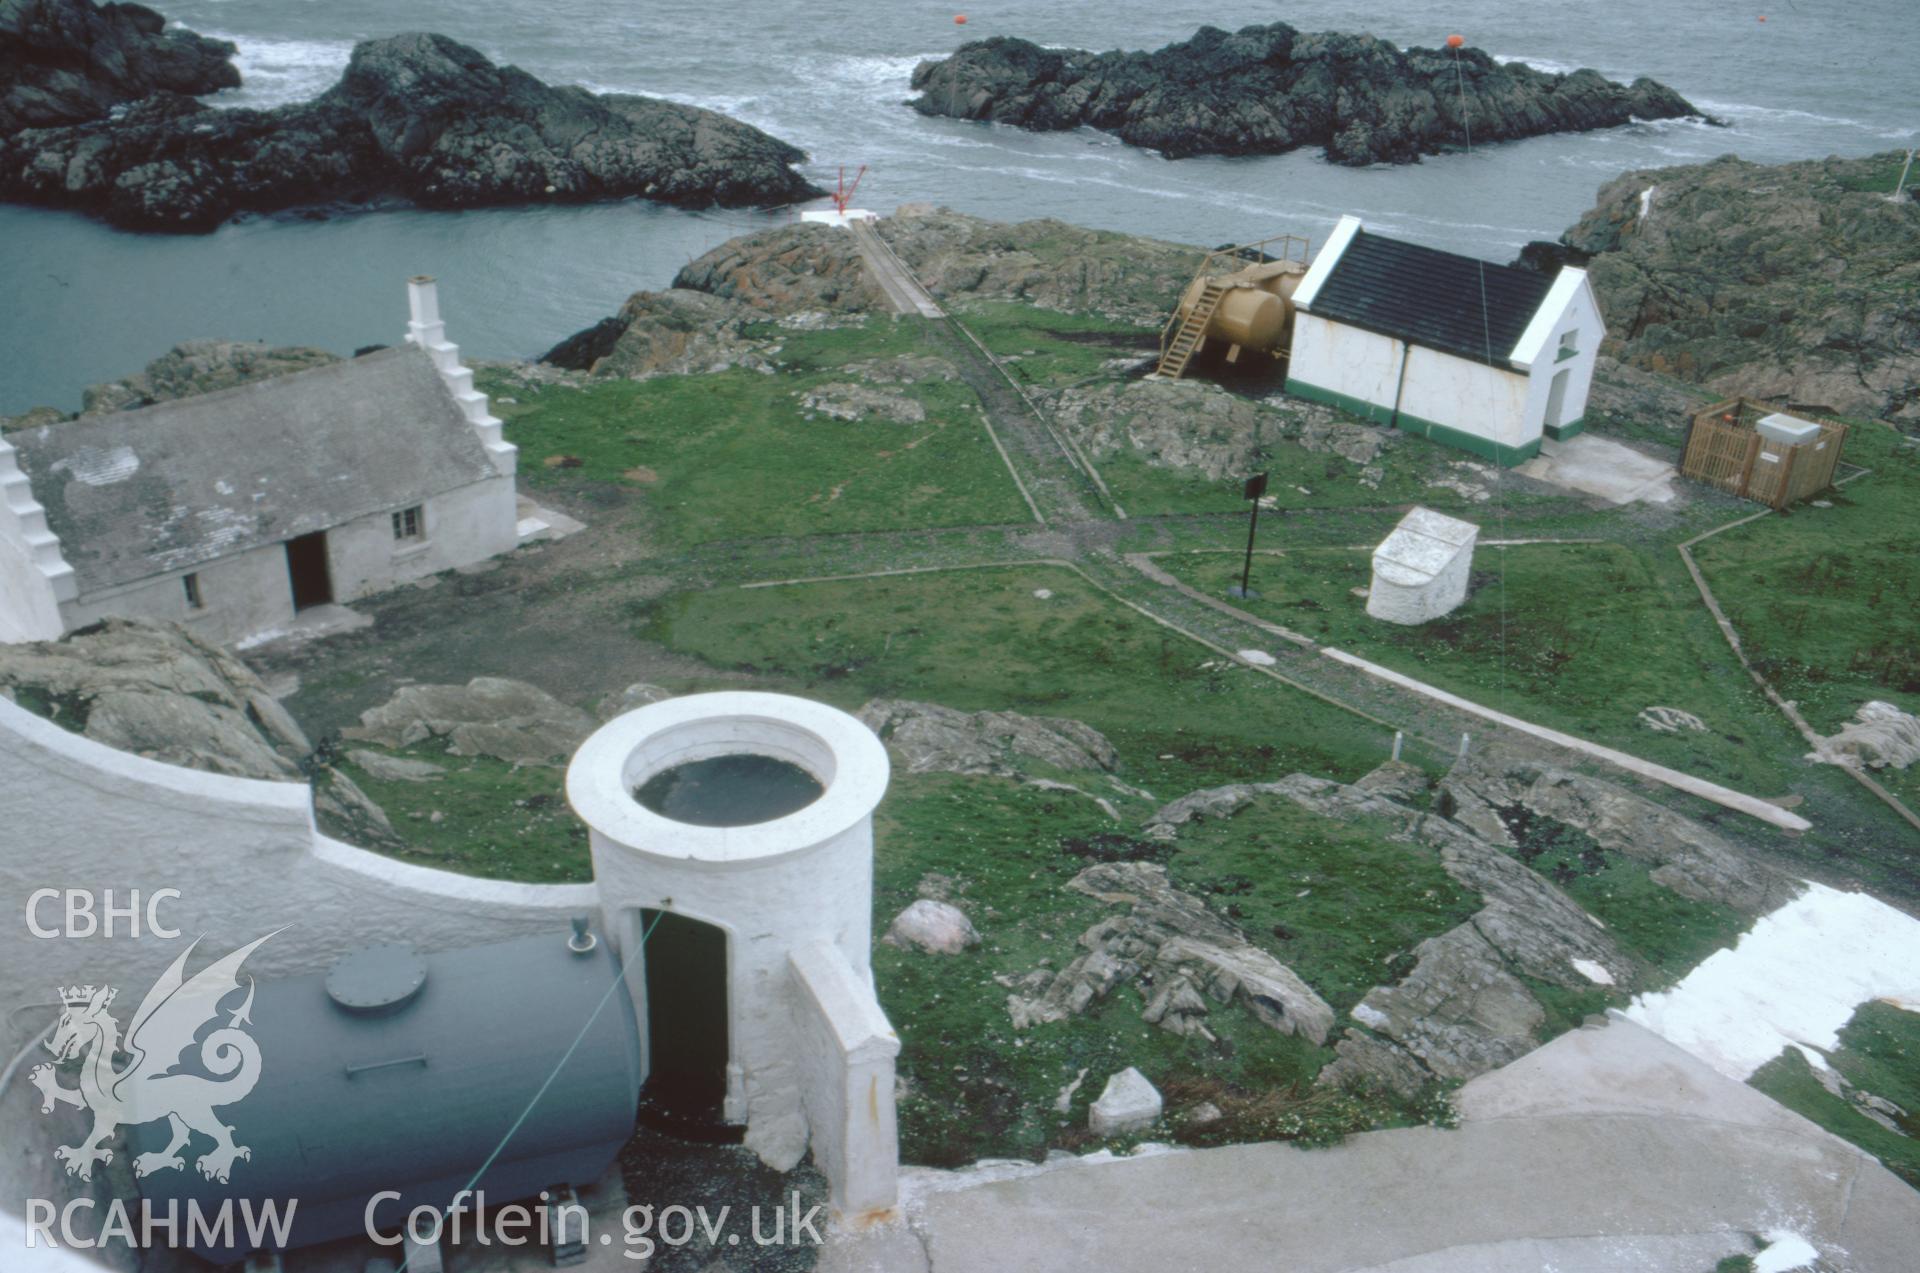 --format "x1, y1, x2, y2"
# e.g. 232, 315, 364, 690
1287, 215, 1604, 466
0, 280, 520, 647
